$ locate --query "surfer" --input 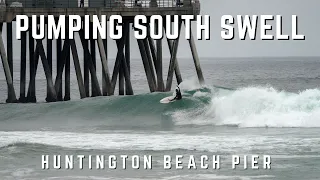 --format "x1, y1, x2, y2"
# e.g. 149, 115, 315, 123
159, 85, 182, 103
173, 85, 182, 100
